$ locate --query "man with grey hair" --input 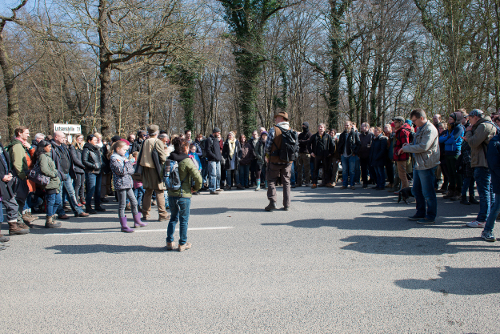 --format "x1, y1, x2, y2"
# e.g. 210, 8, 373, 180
137, 125, 169, 221
51, 131, 89, 219
158, 133, 169, 145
